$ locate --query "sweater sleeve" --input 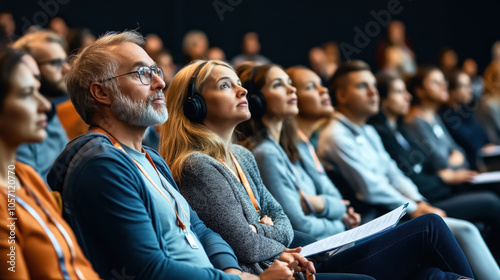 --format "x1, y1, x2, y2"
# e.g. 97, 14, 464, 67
179, 155, 286, 264
253, 144, 342, 239
234, 146, 294, 246
296, 143, 347, 221
66, 151, 239, 280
